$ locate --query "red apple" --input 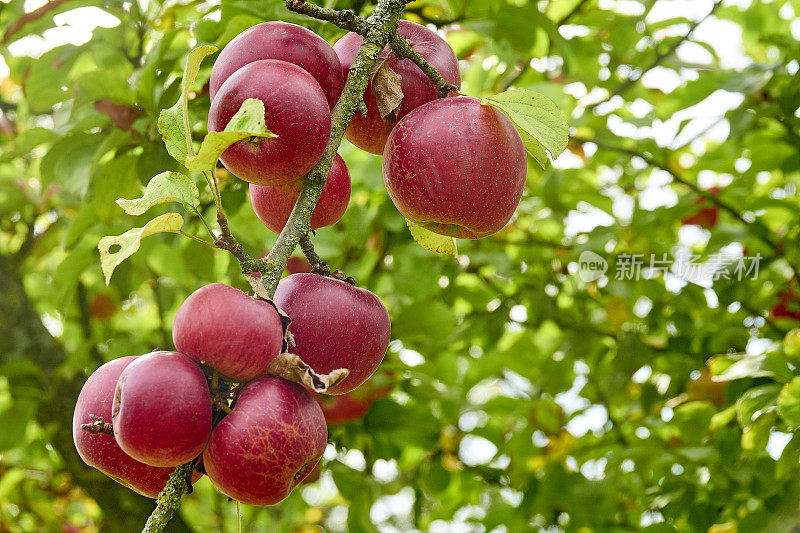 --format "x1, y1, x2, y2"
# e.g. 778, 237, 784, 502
383, 95, 526, 239
210, 21, 345, 109
73, 357, 201, 497
172, 283, 284, 382
333, 20, 461, 154
203, 376, 327, 506
287, 256, 312, 274
249, 154, 351, 233
315, 376, 392, 425
89, 292, 117, 320
773, 291, 800, 321
112, 351, 212, 467
208, 59, 331, 186
273, 273, 391, 394
681, 188, 722, 229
